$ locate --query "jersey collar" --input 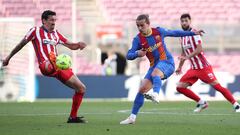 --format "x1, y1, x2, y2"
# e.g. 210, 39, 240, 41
41, 26, 55, 33
141, 28, 152, 37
